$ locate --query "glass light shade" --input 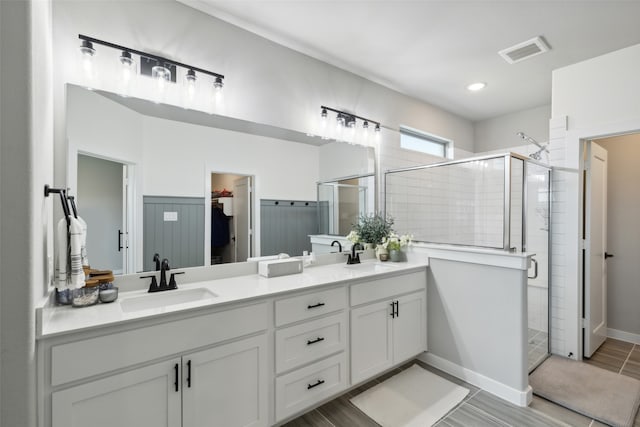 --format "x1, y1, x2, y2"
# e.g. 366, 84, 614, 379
152, 65, 171, 103
118, 52, 135, 96
79, 40, 96, 85
214, 76, 224, 92
184, 70, 197, 107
